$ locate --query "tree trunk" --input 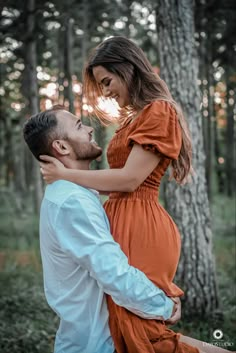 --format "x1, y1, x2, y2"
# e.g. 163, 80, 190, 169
206, 51, 214, 201
205, 18, 216, 201
4, 118, 14, 190
123, 0, 133, 37
197, 11, 208, 172
225, 66, 234, 197
156, 0, 219, 317
93, 122, 107, 170
58, 27, 65, 103
64, 16, 75, 114
80, 0, 89, 117
25, 0, 43, 213
213, 110, 225, 193
13, 124, 27, 196
81, 0, 89, 69
0, 119, 5, 183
